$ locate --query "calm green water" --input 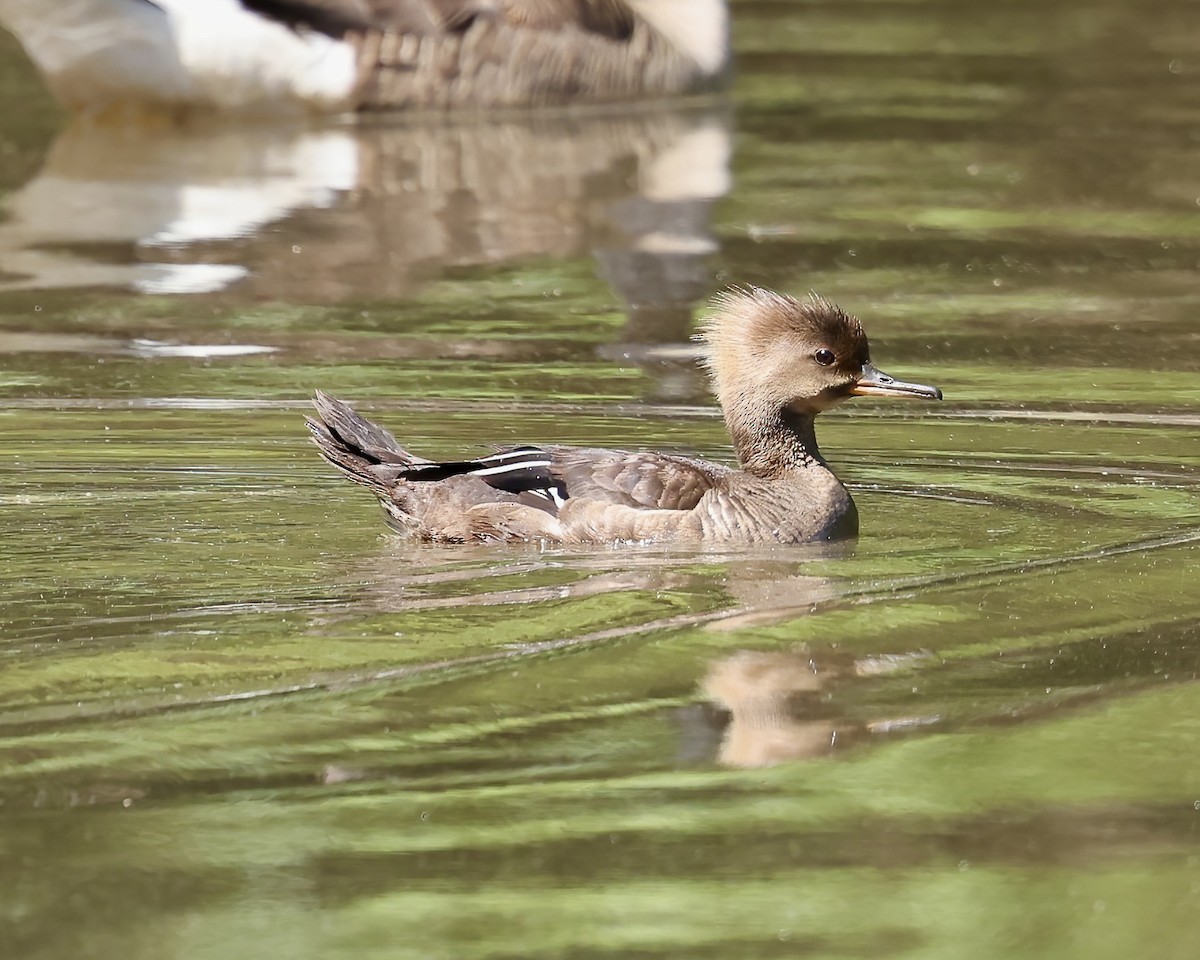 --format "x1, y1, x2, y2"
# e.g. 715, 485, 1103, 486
2, 1, 1200, 958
